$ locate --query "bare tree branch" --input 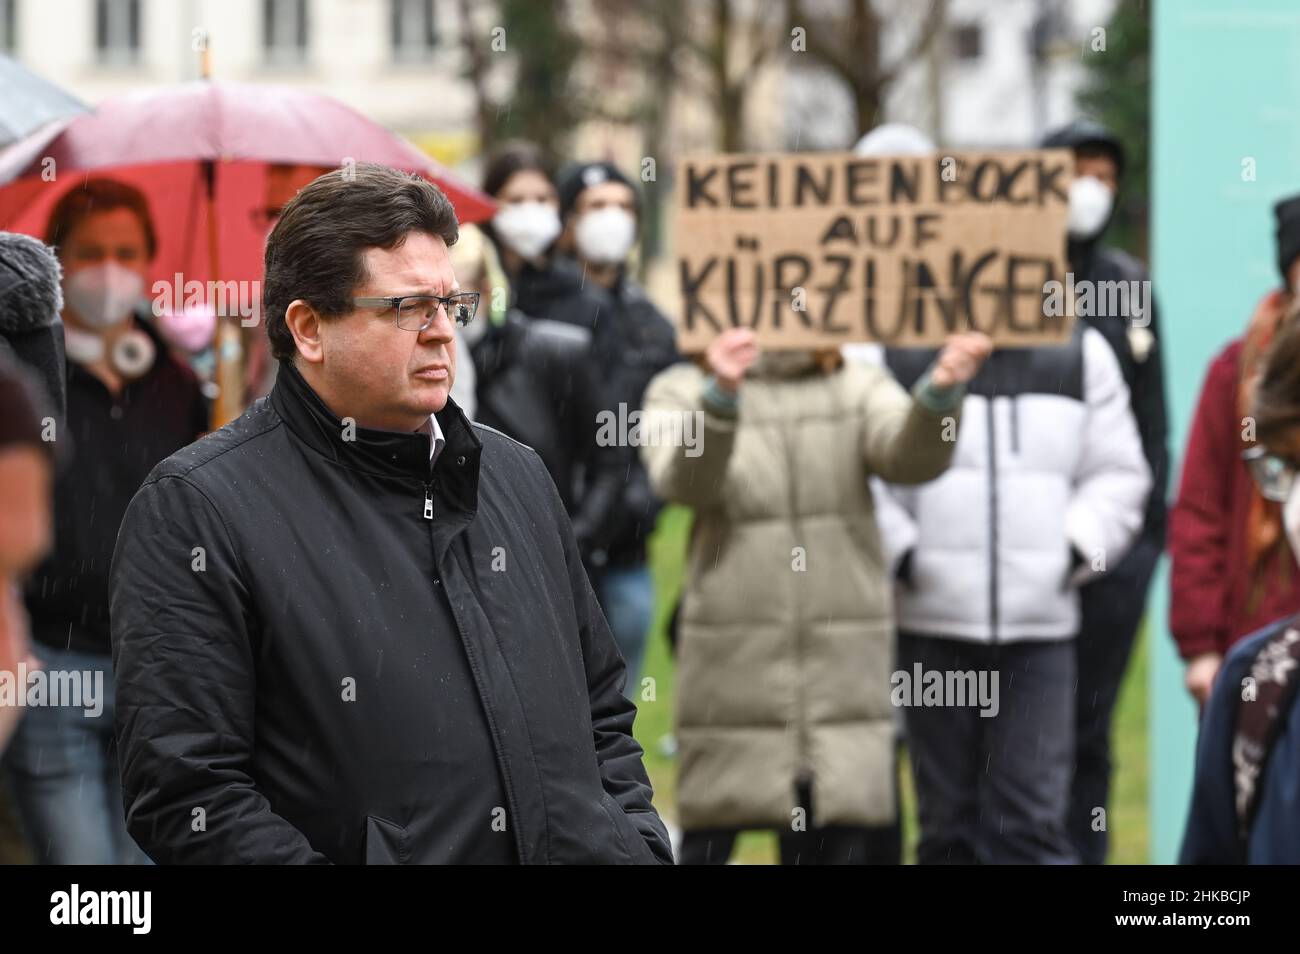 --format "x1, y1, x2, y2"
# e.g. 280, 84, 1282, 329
879, 0, 946, 86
